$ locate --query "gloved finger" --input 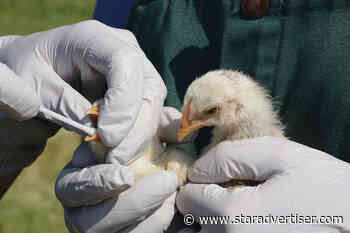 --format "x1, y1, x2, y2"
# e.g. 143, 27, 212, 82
96, 49, 144, 148
158, 107, 198, 144
176, 183, 235, 217
176, 183, 259, 232
106, 74, 165, 164
0, 63, 40, 120
65, 21, 144, 147
65, 171, 178, 233
55, 161, 134, 207
189, 137, 299, 184
121, 192, 177, 233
